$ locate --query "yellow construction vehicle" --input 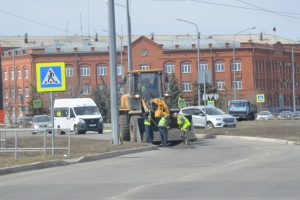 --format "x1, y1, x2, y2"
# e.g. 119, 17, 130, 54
119, 69, 196, 143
